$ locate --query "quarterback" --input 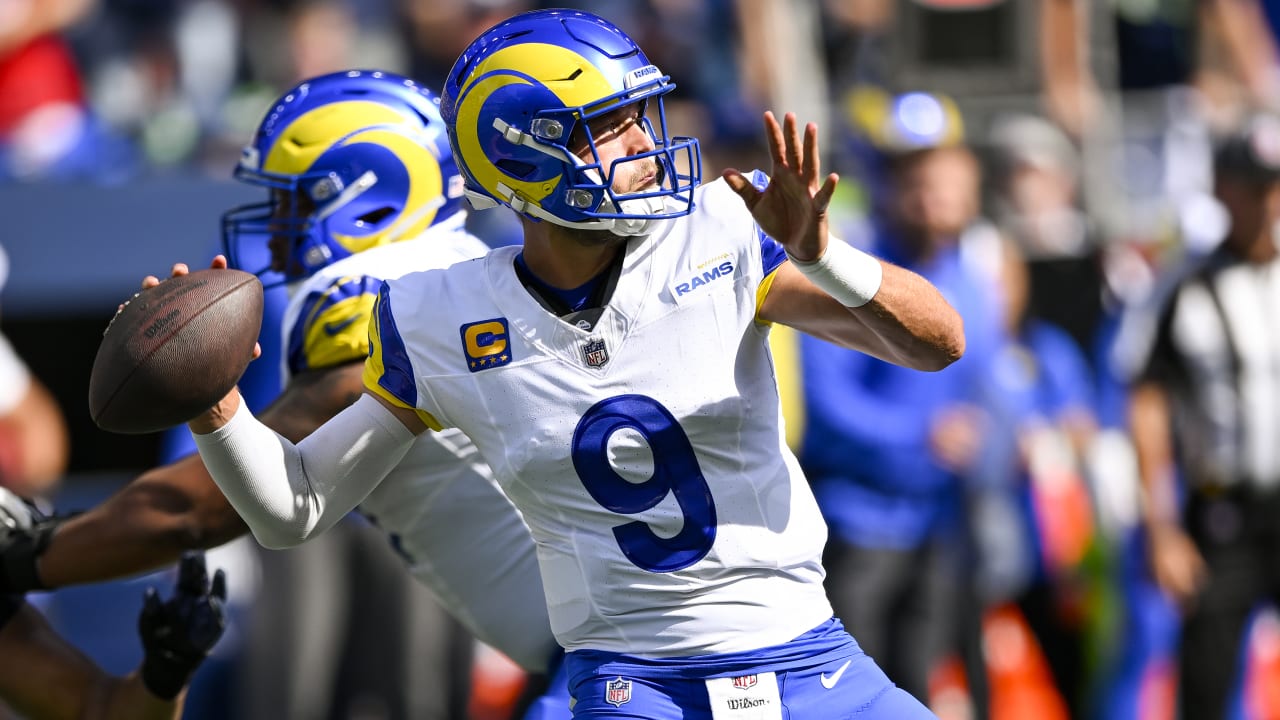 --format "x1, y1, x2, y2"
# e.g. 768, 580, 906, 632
188, 9, 963, 719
